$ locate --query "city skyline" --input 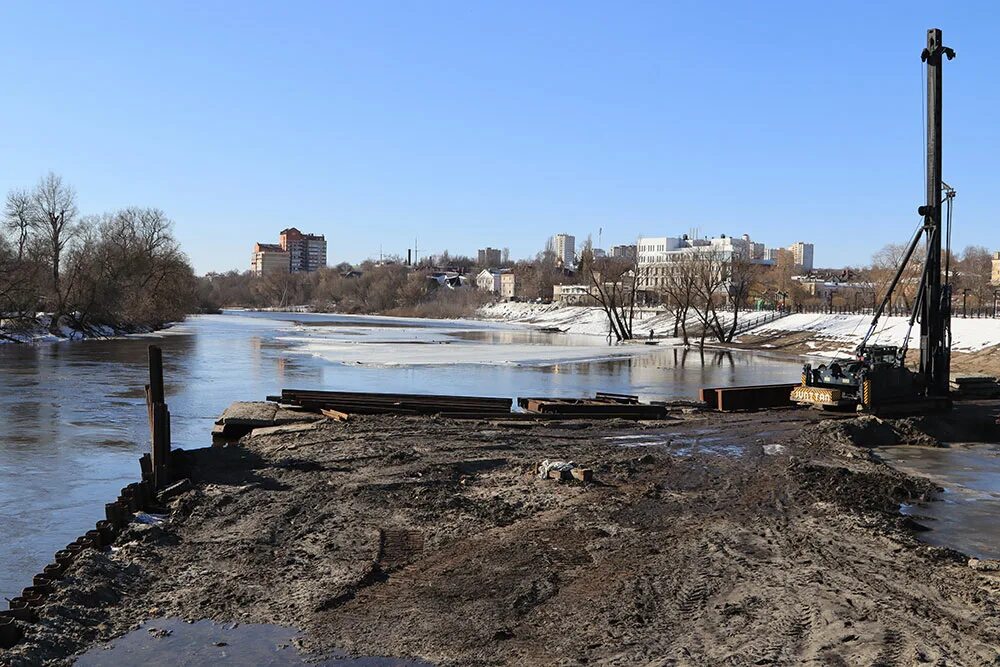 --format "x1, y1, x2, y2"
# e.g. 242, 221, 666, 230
2, 3, 998, 275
